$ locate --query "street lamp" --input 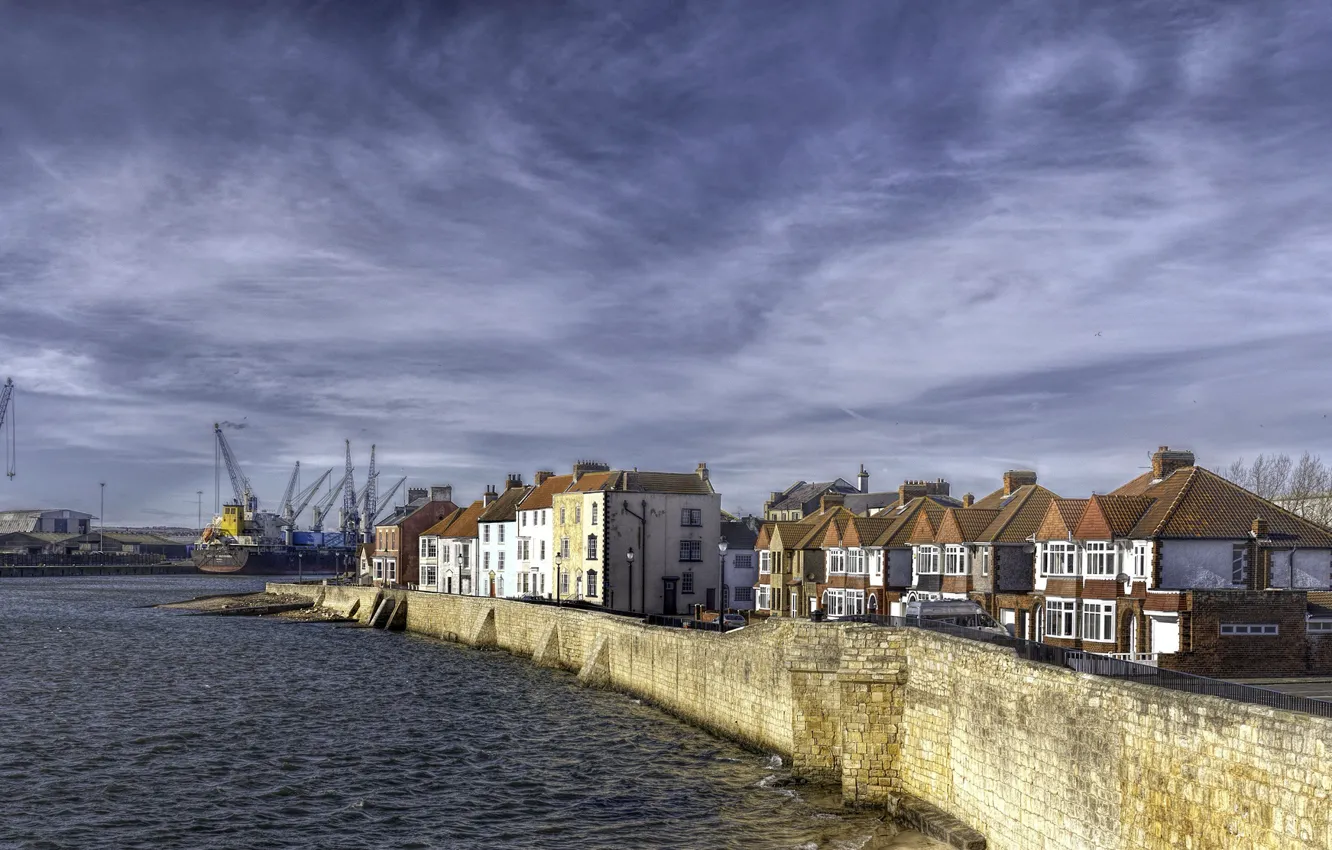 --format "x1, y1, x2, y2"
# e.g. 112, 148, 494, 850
554, 554, 563, 607
717, 537, 728, 633
626, 547, 635, 614
298, 551, 303, 584
99, 482, 106, 555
